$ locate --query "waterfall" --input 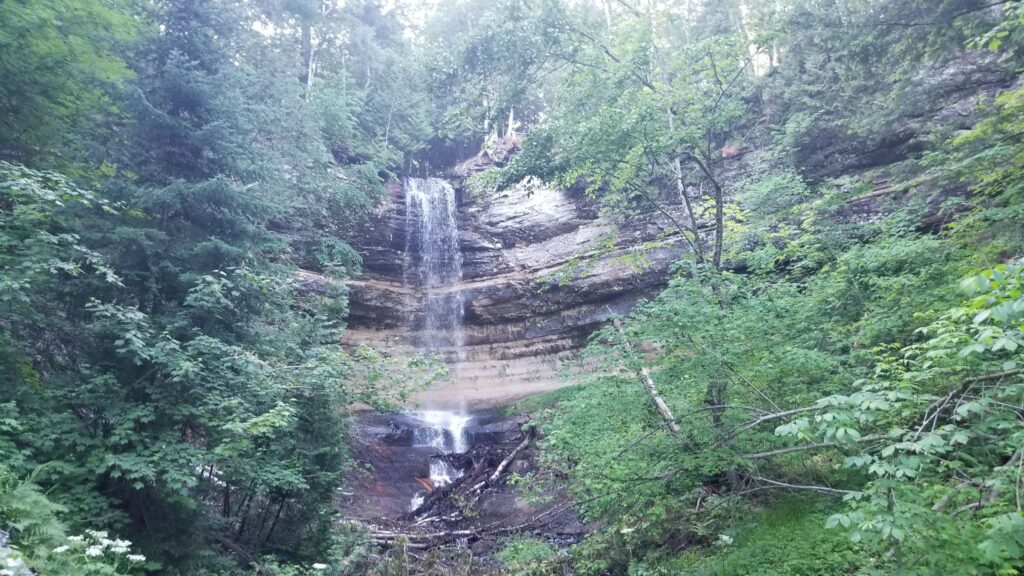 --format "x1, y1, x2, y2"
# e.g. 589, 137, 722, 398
410, 410, 472, 454
402, 178, 472, 512
406, 410, 472, 511
403, 177, 465, 354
